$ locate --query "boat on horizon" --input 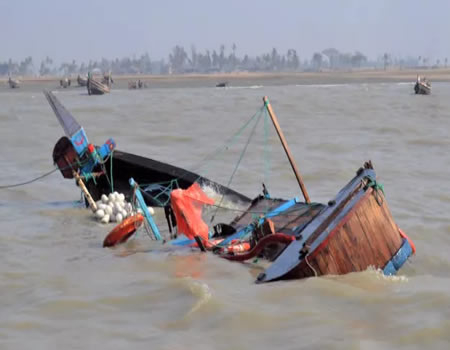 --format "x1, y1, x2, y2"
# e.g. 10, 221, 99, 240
59, 77, 71, 88
216, 81, 229, 88
77, 75, 88, 87
128, 79, 147, 89
8, 75, 20, 88
414, 75, 431, 95
87, 72, 112, 95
